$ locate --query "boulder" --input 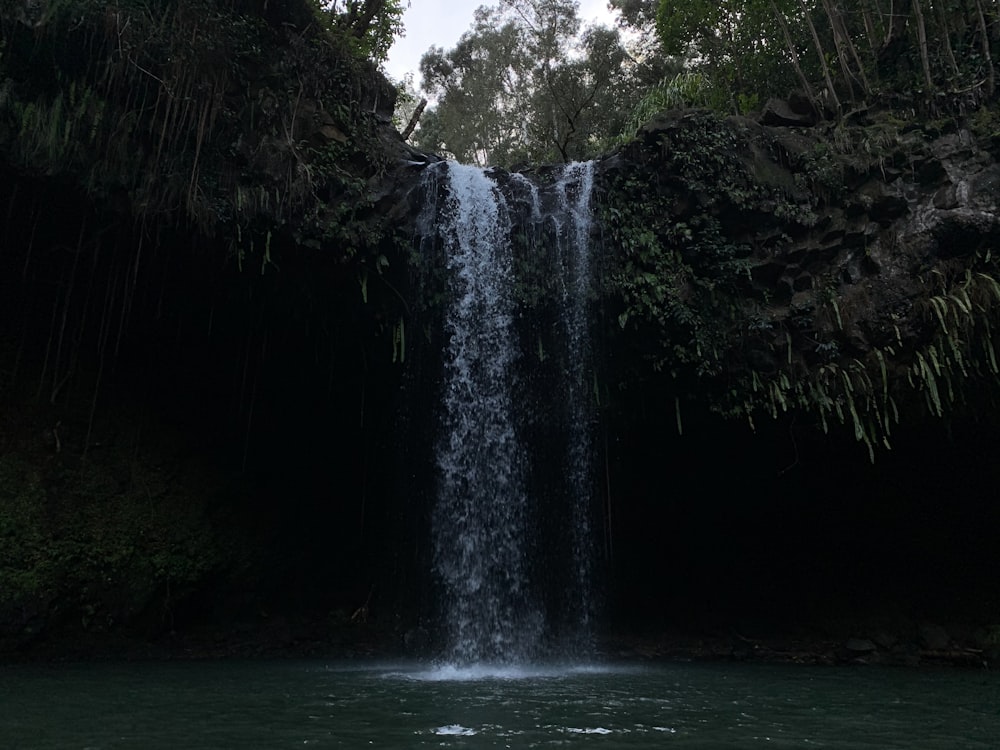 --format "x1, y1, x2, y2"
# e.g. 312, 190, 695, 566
761, 98, 817, 127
